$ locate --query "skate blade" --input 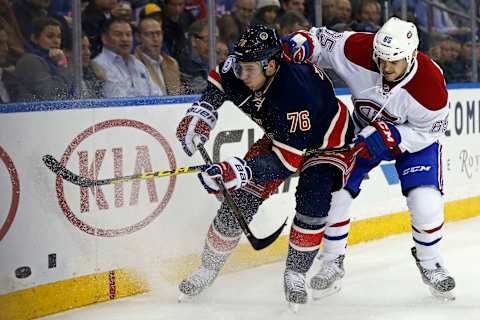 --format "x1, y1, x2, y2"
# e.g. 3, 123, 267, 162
311, 282, 341, 300
288, 302, 301, 313
177, 293, 194, 303
428, 287, 456, 302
